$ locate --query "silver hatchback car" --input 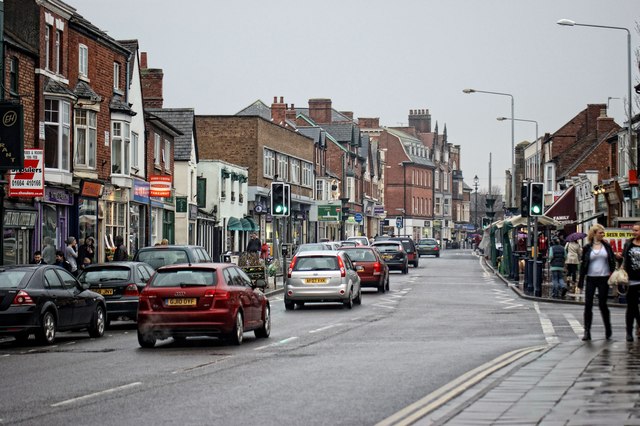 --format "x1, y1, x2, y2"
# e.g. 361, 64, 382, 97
285, 251, 362, 310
